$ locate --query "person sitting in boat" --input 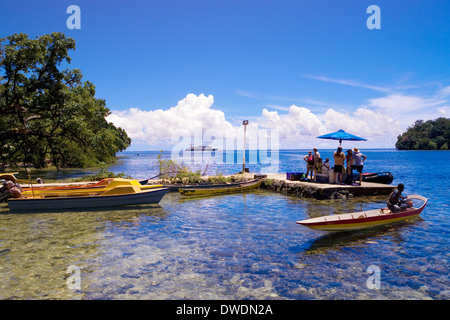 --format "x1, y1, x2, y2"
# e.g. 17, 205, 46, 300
0, 177, 23, 203
387, 183, 406, 213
